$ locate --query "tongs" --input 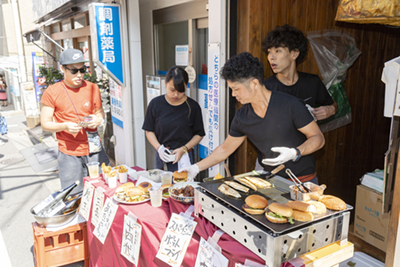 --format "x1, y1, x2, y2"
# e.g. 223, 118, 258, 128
285, 169, 311, 193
